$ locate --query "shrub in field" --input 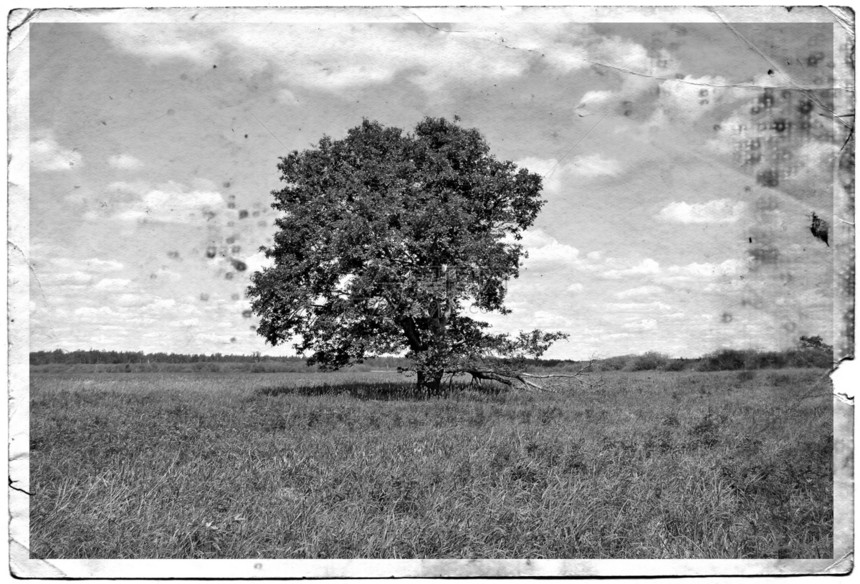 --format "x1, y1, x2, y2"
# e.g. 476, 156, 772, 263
698, 349, 749, 371
626, 352, 670, 371
597, 355, 632, 372
736, 370, 756, 383
661, 359, 688, 372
